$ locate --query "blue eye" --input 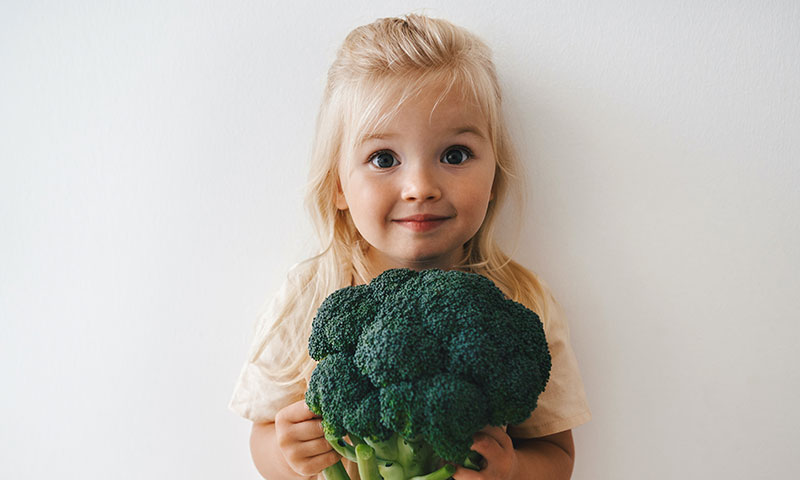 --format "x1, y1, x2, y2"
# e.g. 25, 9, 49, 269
442, 146, 472, 165
369, 151, 398, 169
